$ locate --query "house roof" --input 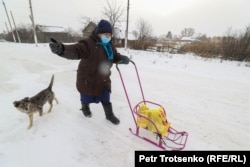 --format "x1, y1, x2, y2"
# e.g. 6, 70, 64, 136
114, 25, 136, 40
36, 25, 67, 33
180, 37, 198, 41
82, 22, 97, 38
82, 22, 97, 32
